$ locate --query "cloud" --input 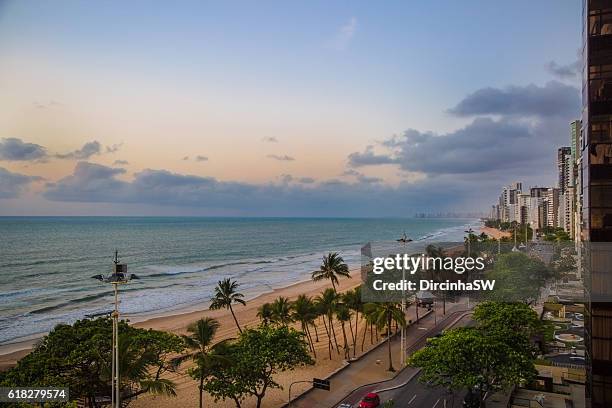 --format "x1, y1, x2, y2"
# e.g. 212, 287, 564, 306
448, 81, 579, 118
41, 162, 486, 216
349, 117, 565, 176
328, 17, 357, 50
297, 177, 315, 184
348, 146, 397, 167
0, 138, 47, 161
342, 169, 383, 184
55, 141, 102, 160
267, 154, 295, 161
106, 143, 122, 154
0, 167, 42, 198
278, 174, 316, 184
262, 137, 278, 143
113, 160, 129, 166
545, 60, 580, 80
195, 155, 209, 162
